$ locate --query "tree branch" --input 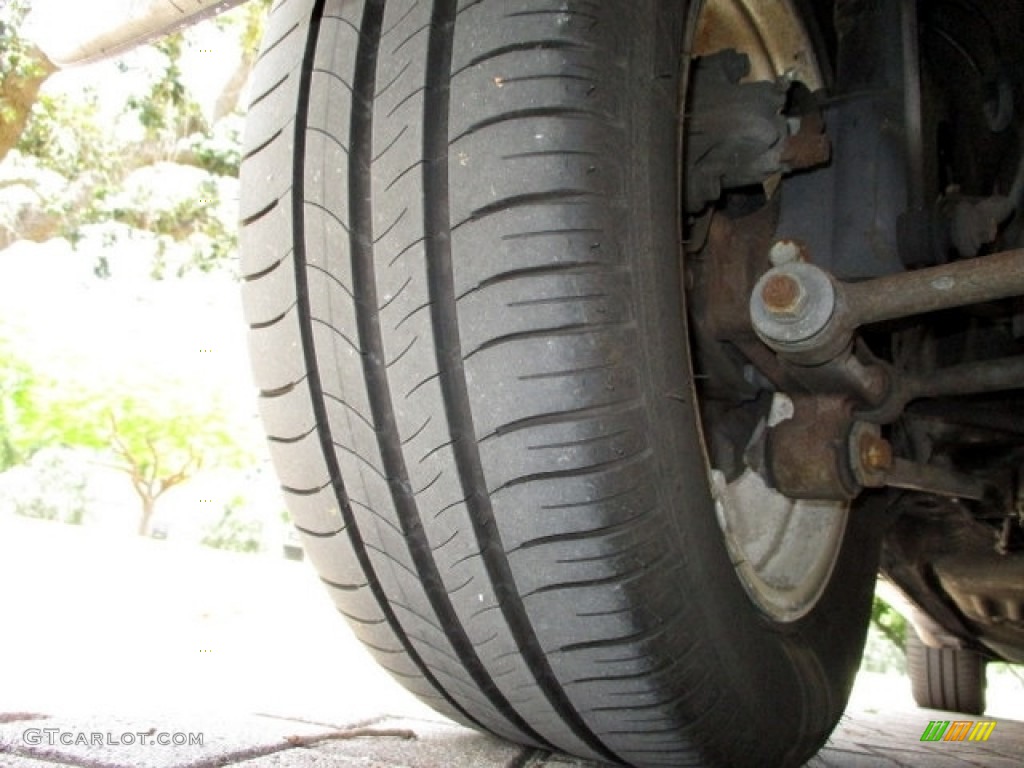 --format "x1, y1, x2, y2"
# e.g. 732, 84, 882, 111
156, 445, 199, 497
0, 43, 56, 163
